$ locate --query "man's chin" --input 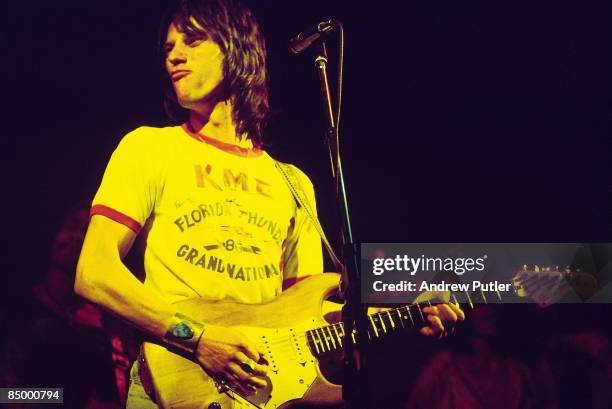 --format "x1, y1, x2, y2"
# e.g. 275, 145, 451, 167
176, 97, 200, 112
